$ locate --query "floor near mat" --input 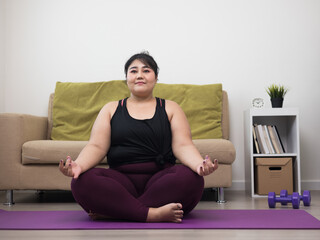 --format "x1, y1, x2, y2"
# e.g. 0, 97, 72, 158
1, 209, 320, 230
